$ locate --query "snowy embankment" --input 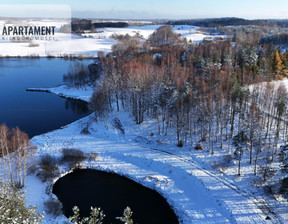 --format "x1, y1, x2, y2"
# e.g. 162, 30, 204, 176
23, 85, 285, 224
26, 85, 94, 102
